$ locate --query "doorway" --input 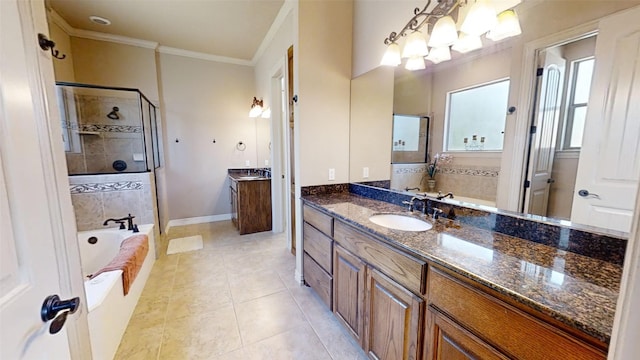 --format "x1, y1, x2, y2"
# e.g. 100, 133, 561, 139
523, 34, 597, 220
